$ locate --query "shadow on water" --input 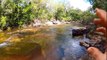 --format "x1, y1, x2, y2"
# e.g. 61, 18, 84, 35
0, 25, 93, 60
